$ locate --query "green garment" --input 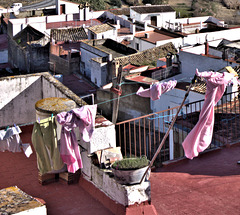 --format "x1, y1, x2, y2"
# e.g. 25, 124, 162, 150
31, 117, 64, 174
